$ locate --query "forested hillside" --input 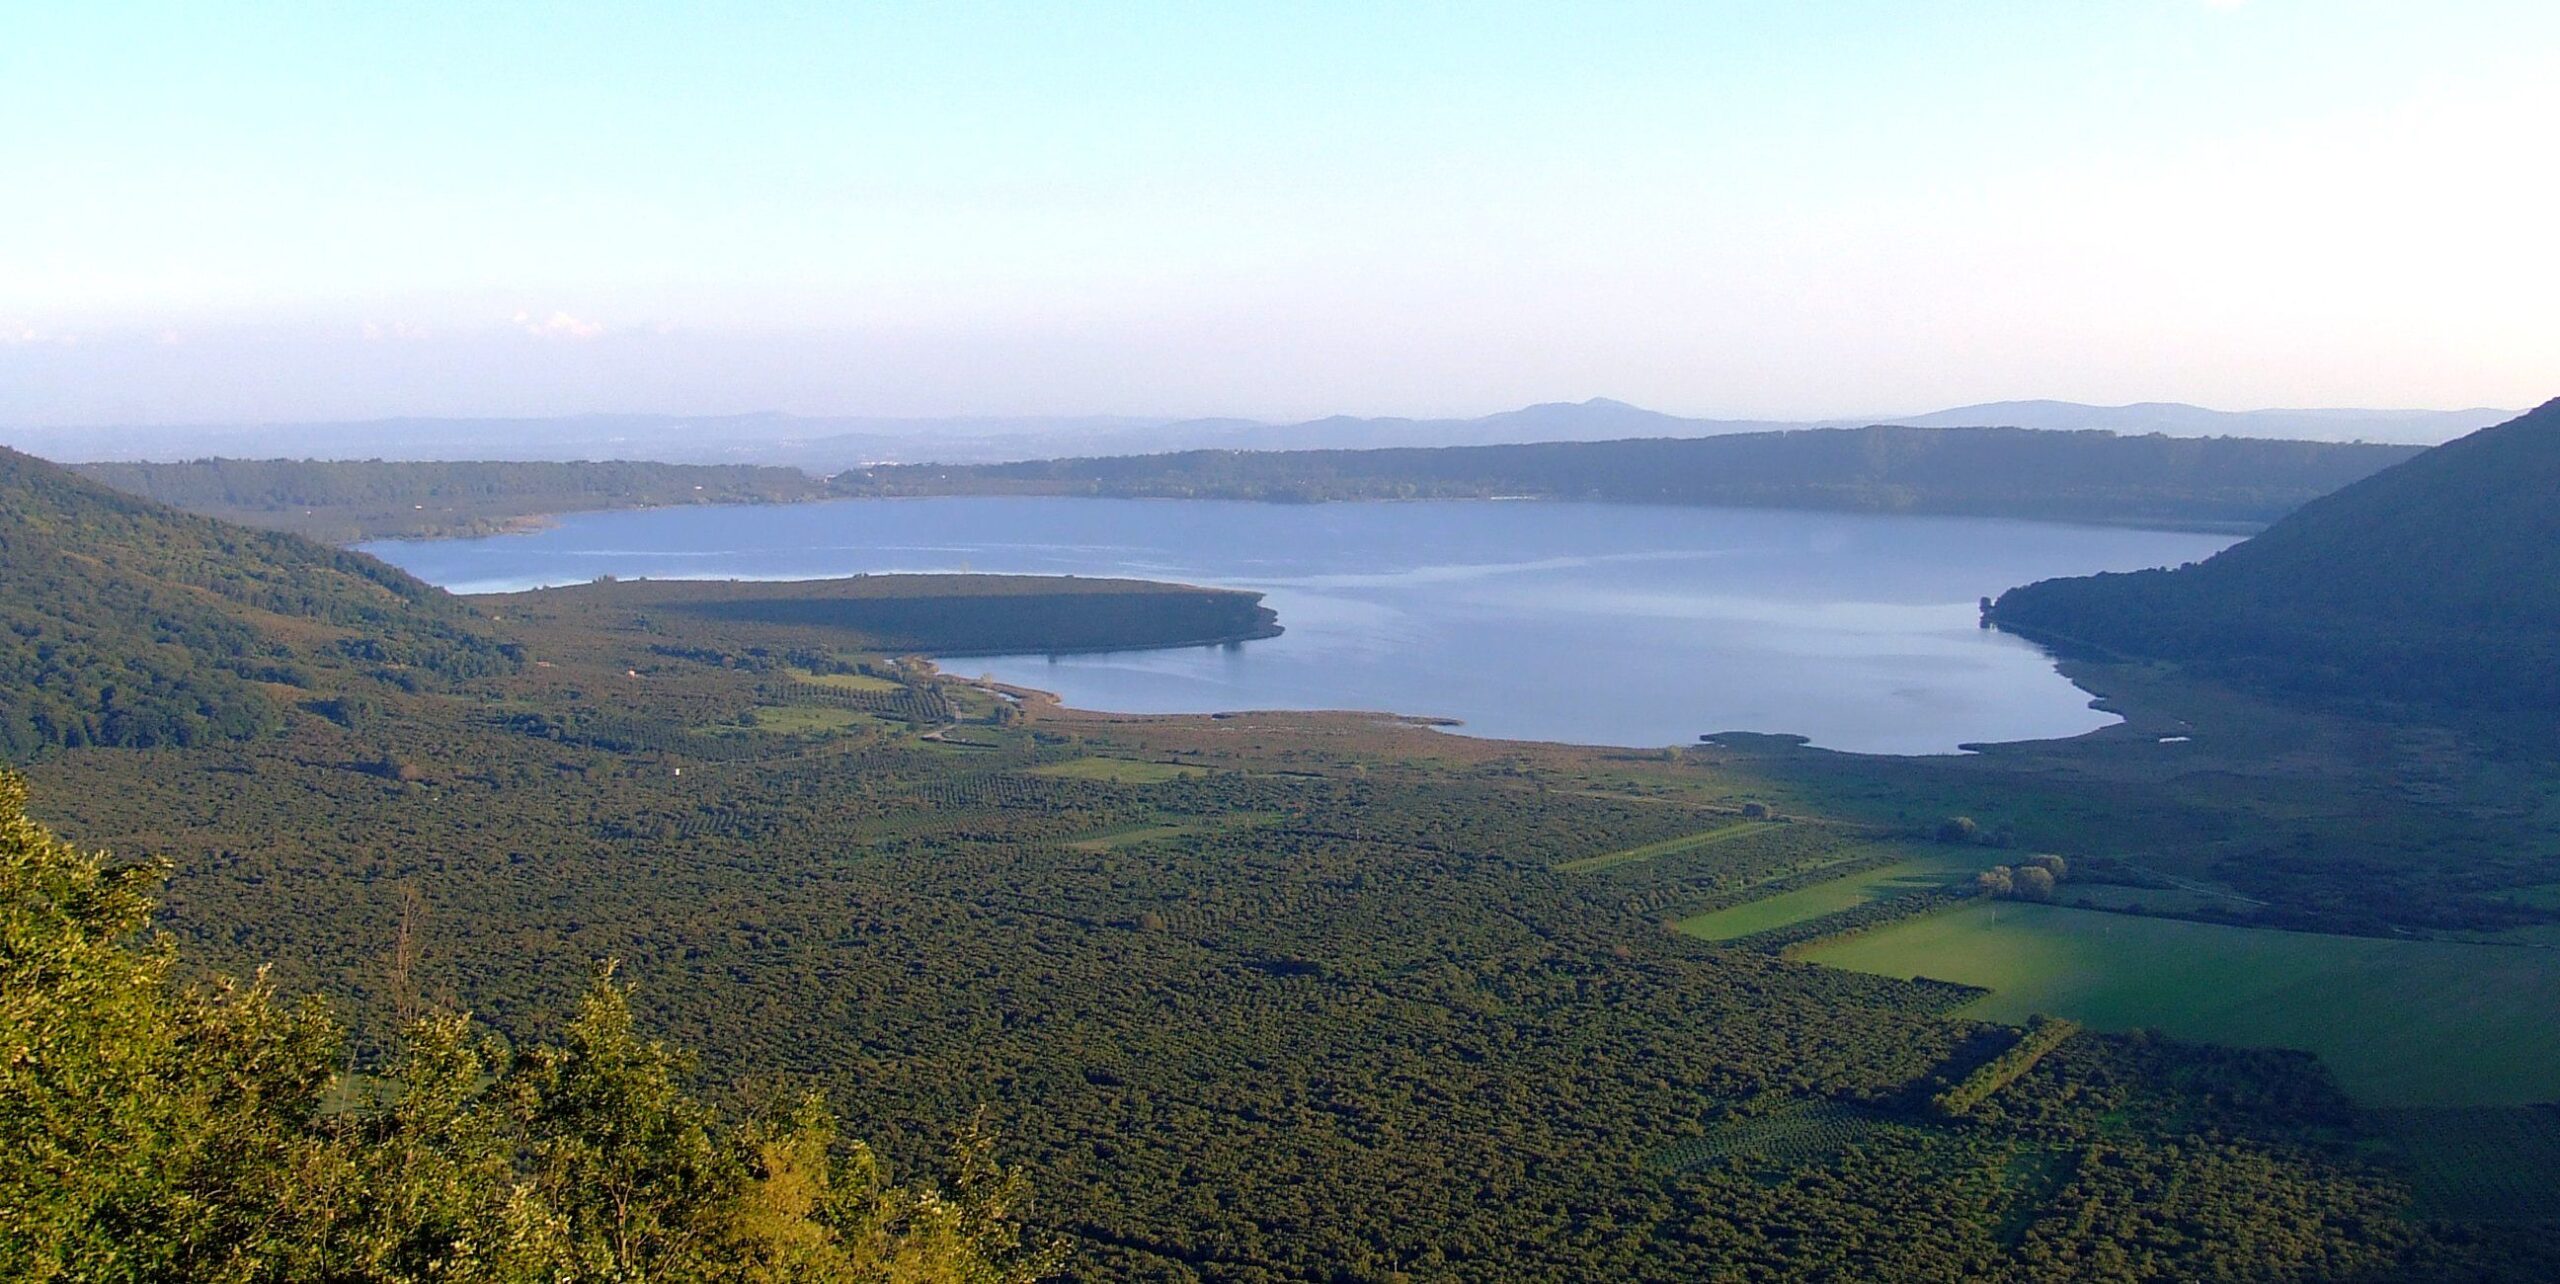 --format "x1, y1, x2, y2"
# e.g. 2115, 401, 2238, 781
0, 448, 517, 757
836, 426, 2420, 529
1990, 399, 2560, 710
52, 428, 2419, 542
73, 457, 829, 541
